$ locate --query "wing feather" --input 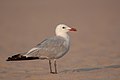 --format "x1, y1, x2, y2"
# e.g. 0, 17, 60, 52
25, 36, 68, 59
